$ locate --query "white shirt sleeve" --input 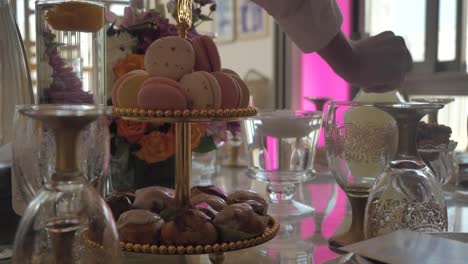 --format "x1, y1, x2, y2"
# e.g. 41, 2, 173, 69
251, 0, 343, 53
